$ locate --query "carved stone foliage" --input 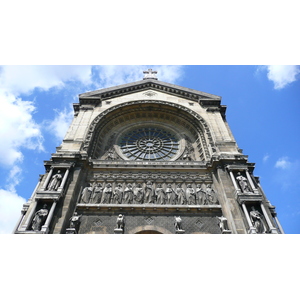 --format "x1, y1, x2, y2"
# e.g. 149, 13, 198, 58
79, 181, 219, 206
